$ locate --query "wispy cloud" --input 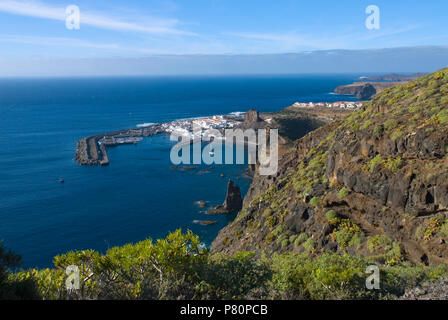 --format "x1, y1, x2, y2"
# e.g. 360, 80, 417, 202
361, 25, 419, 41
224, 31, 352, 51
0, 0, 195, 36
0, 34, 119, 49
224, 25, 421, 52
